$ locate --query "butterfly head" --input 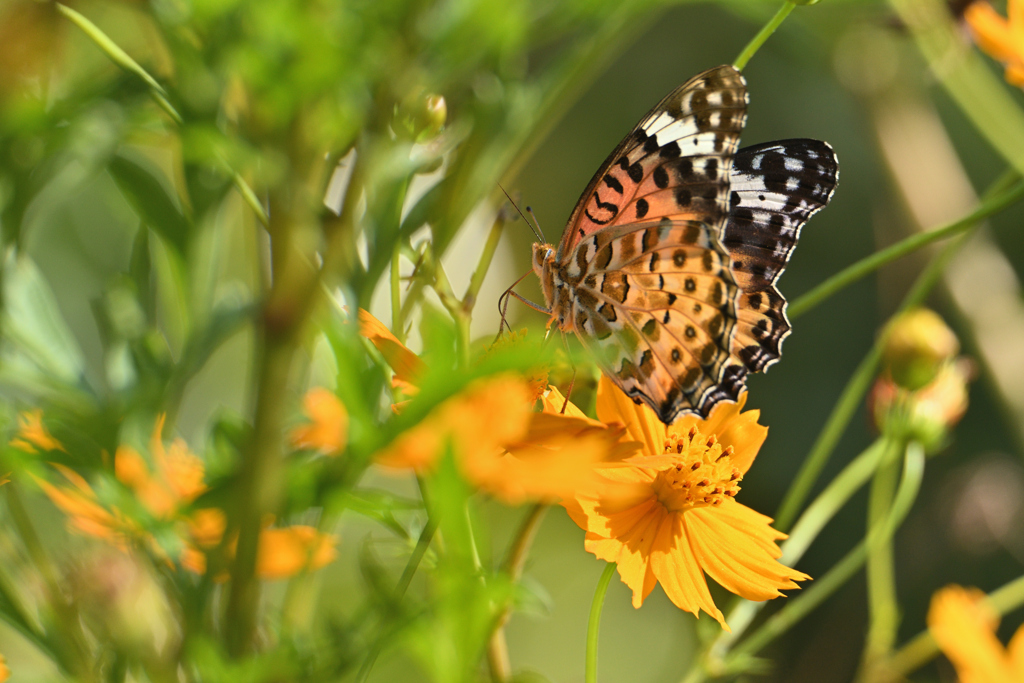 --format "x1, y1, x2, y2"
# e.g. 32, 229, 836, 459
531, 242, 557, 304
